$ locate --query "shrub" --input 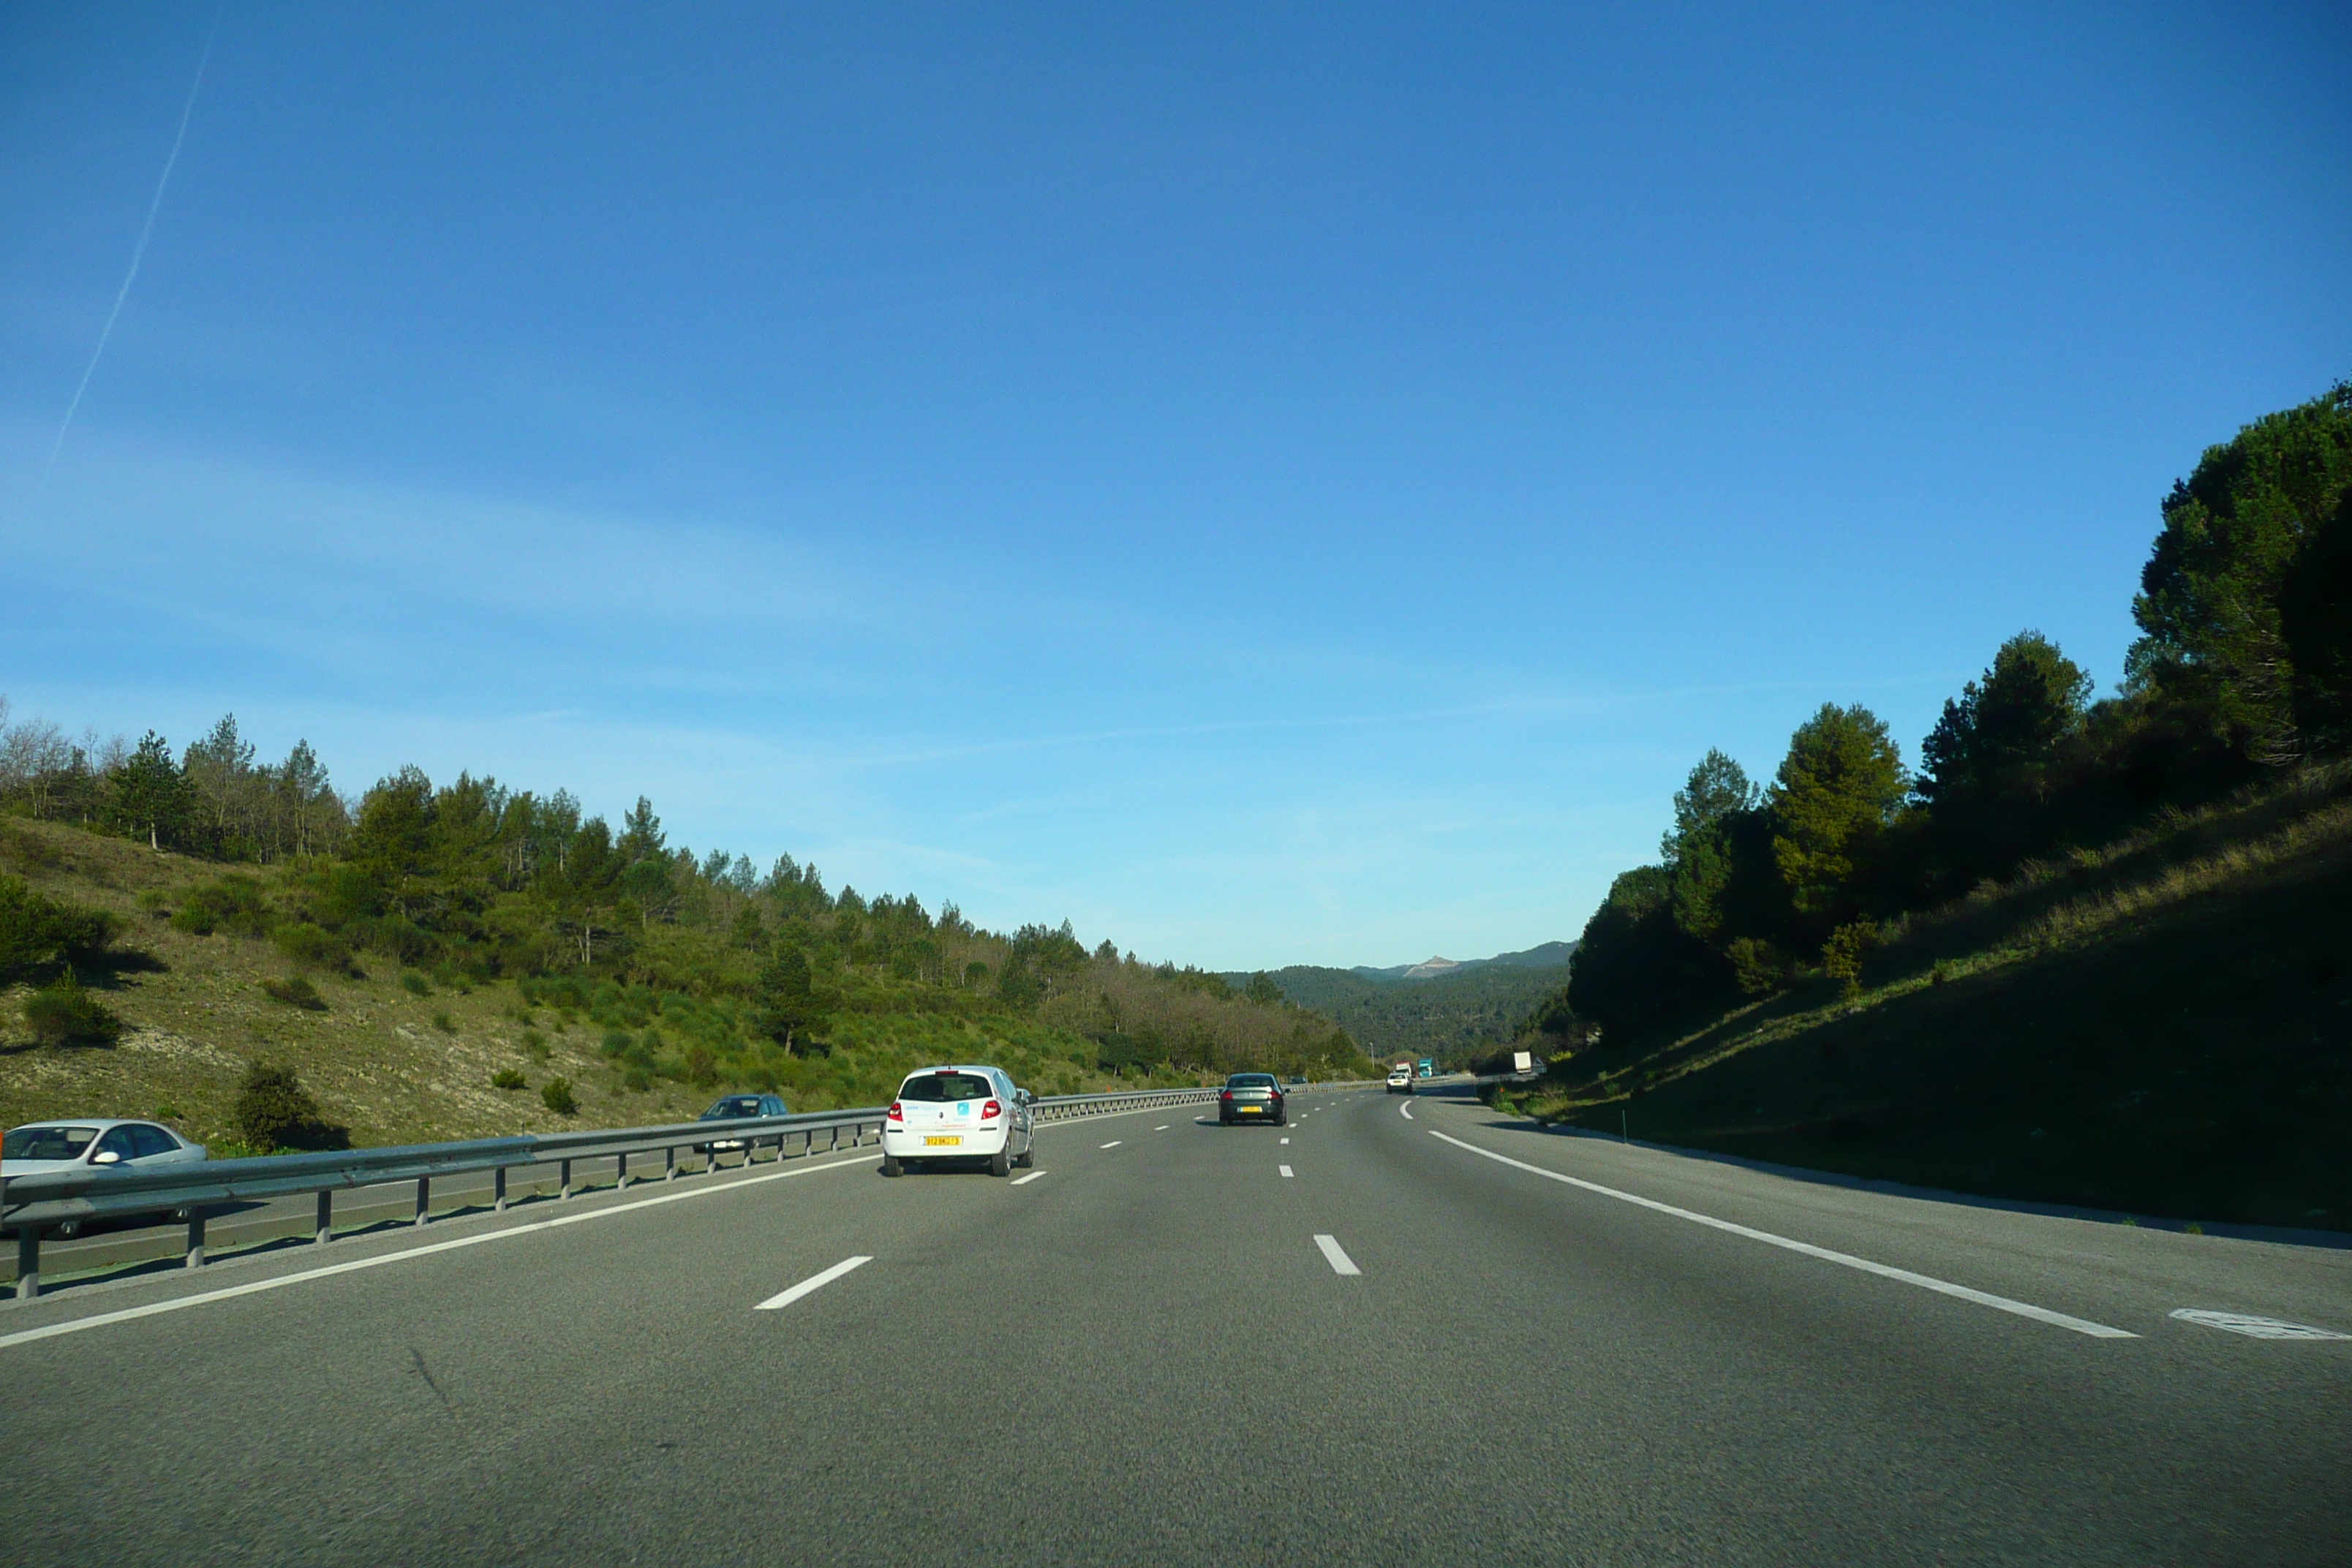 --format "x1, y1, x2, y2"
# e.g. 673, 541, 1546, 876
22, 973, 125, 1047
260, 976, 327, 1011
400, 971, 431, 997
520, 1027, 549, 1060
171, 875, 276, 939
1820, 922, 1883, 1001
540, 1077, 578, 1115
0, 875, 117, 981
271, 921, 350, 973
431, 1010, 456, 1033
153, 1101, 181, 1120
231, 1061, 351, 1151
491, 1068, 527, 1090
